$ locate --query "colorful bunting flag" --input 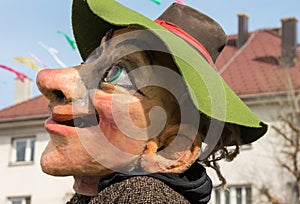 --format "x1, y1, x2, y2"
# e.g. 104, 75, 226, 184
12, 57, 42, 71
57, 30, 76, 50
28, 51, 48, 68
38, 41, 66, 68
175, 0, 185, 4
151, 0, 161, 5
0, 65, 28, 82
